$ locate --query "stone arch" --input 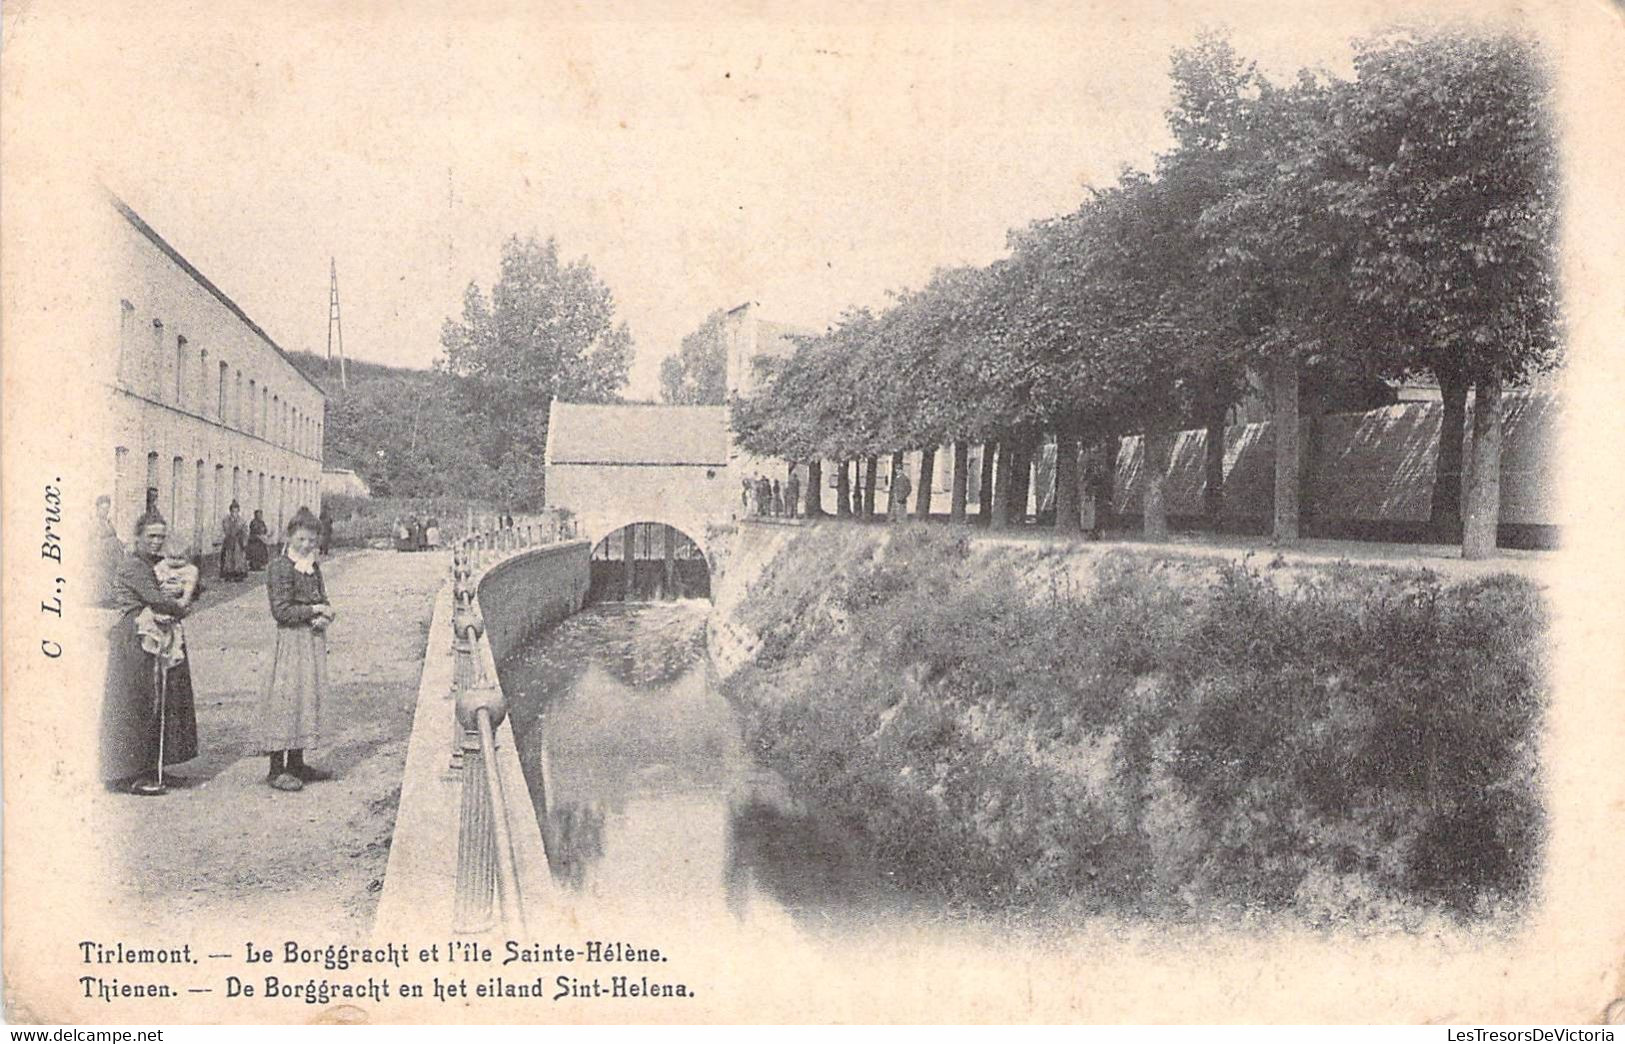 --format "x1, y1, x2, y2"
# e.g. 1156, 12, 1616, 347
588, 519, 713, 602
585, 513, 712, 561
